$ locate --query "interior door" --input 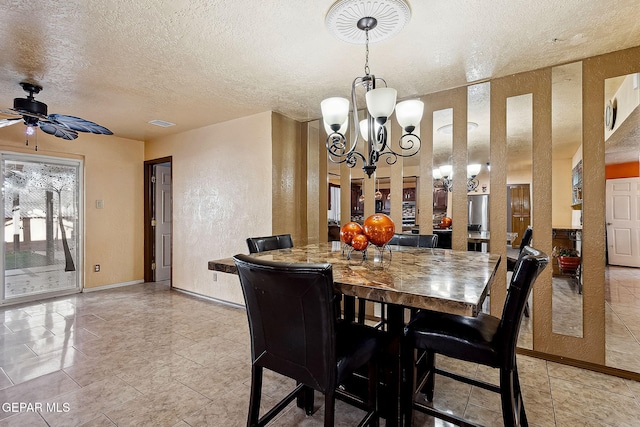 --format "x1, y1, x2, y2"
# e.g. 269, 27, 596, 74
606, 178, 640, 267
154, 164, 172, 281
509, 184, 531, 247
